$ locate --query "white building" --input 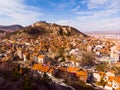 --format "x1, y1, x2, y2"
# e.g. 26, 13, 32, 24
37, 55, 48, 64
110, 46, 120, 63
93, 72, 101, 82
17, 49, 23, 59
23, 52, 29, 61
